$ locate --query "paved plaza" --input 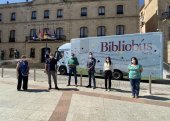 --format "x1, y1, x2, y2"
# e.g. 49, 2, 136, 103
0, 68, 170, 121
